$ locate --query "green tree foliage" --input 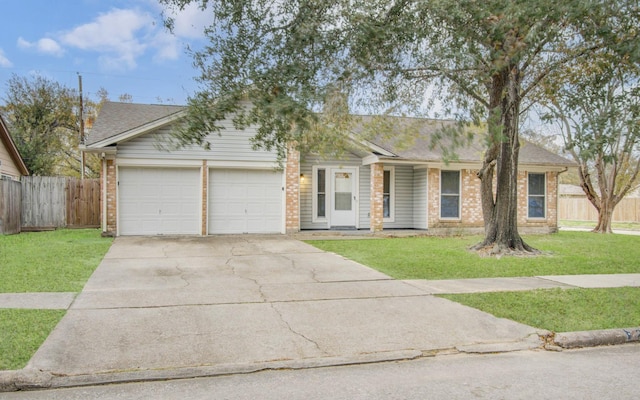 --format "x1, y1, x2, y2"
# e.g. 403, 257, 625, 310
161, 0, 638, 253
543, 65, 640, 233
0, 74, 103, 177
